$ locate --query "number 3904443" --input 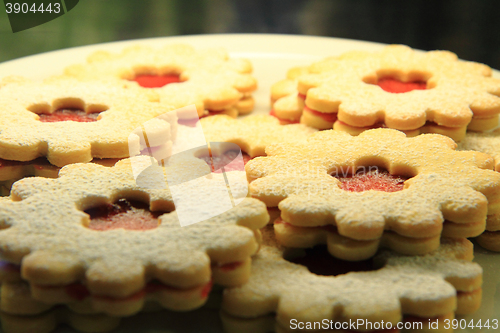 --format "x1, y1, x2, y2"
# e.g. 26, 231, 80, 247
5, 2, 61, 14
